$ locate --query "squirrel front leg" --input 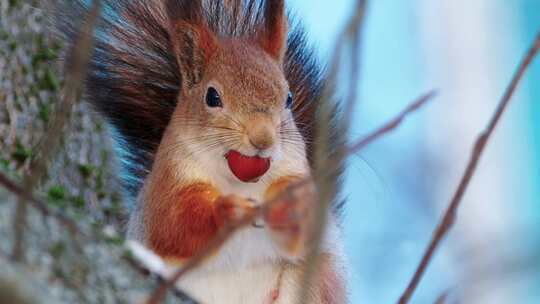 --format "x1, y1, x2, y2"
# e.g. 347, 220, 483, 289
144, 182, 255, 261
263, 176, 316, 258
264, 177, 348, 303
